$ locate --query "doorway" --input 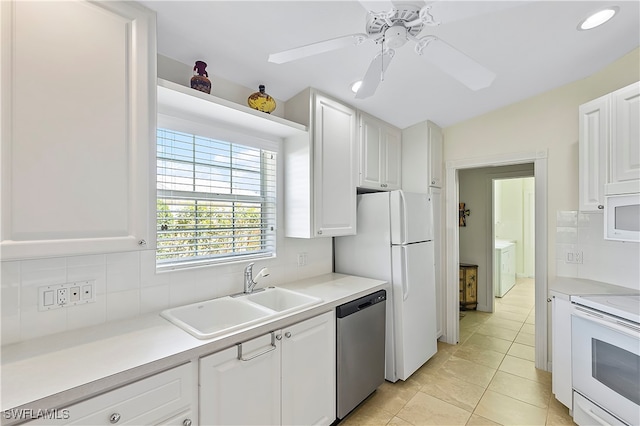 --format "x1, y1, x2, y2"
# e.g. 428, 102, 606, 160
444, 151, 548, 371
493, 176, 535, 303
